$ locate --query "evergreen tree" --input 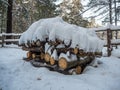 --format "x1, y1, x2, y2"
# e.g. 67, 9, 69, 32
12, 0, 57, 33
35, 0, 57, 19
85, 0, 120, 25
6, 0, 13, 34
0, 0, 8, 33
59, 0, 90, 27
